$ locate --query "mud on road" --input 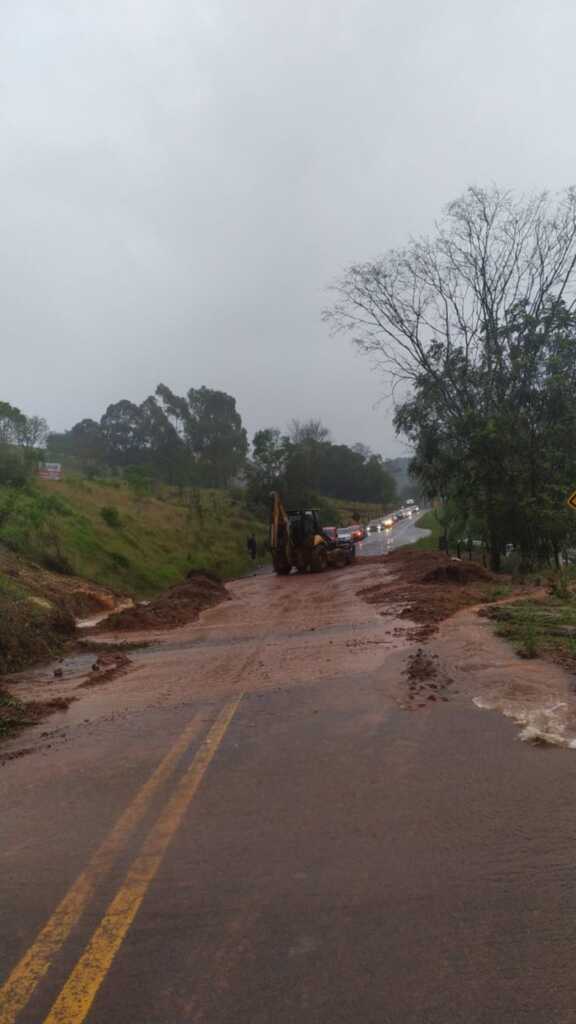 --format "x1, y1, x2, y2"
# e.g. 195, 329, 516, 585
1, 559, 415, 761
4, 548, 573, 757
3, 548, 576, 757
5, 551, 576, 1022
